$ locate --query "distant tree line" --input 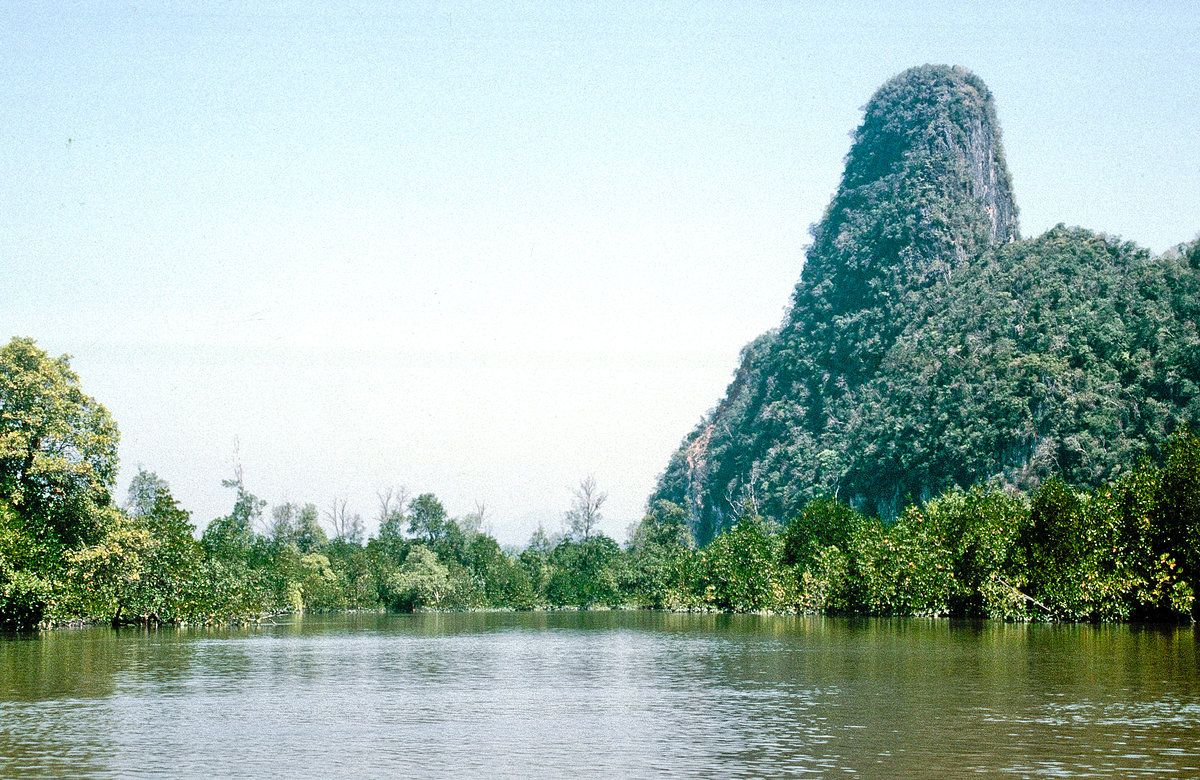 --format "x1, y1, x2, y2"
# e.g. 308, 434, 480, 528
3, 335, 1199, 630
